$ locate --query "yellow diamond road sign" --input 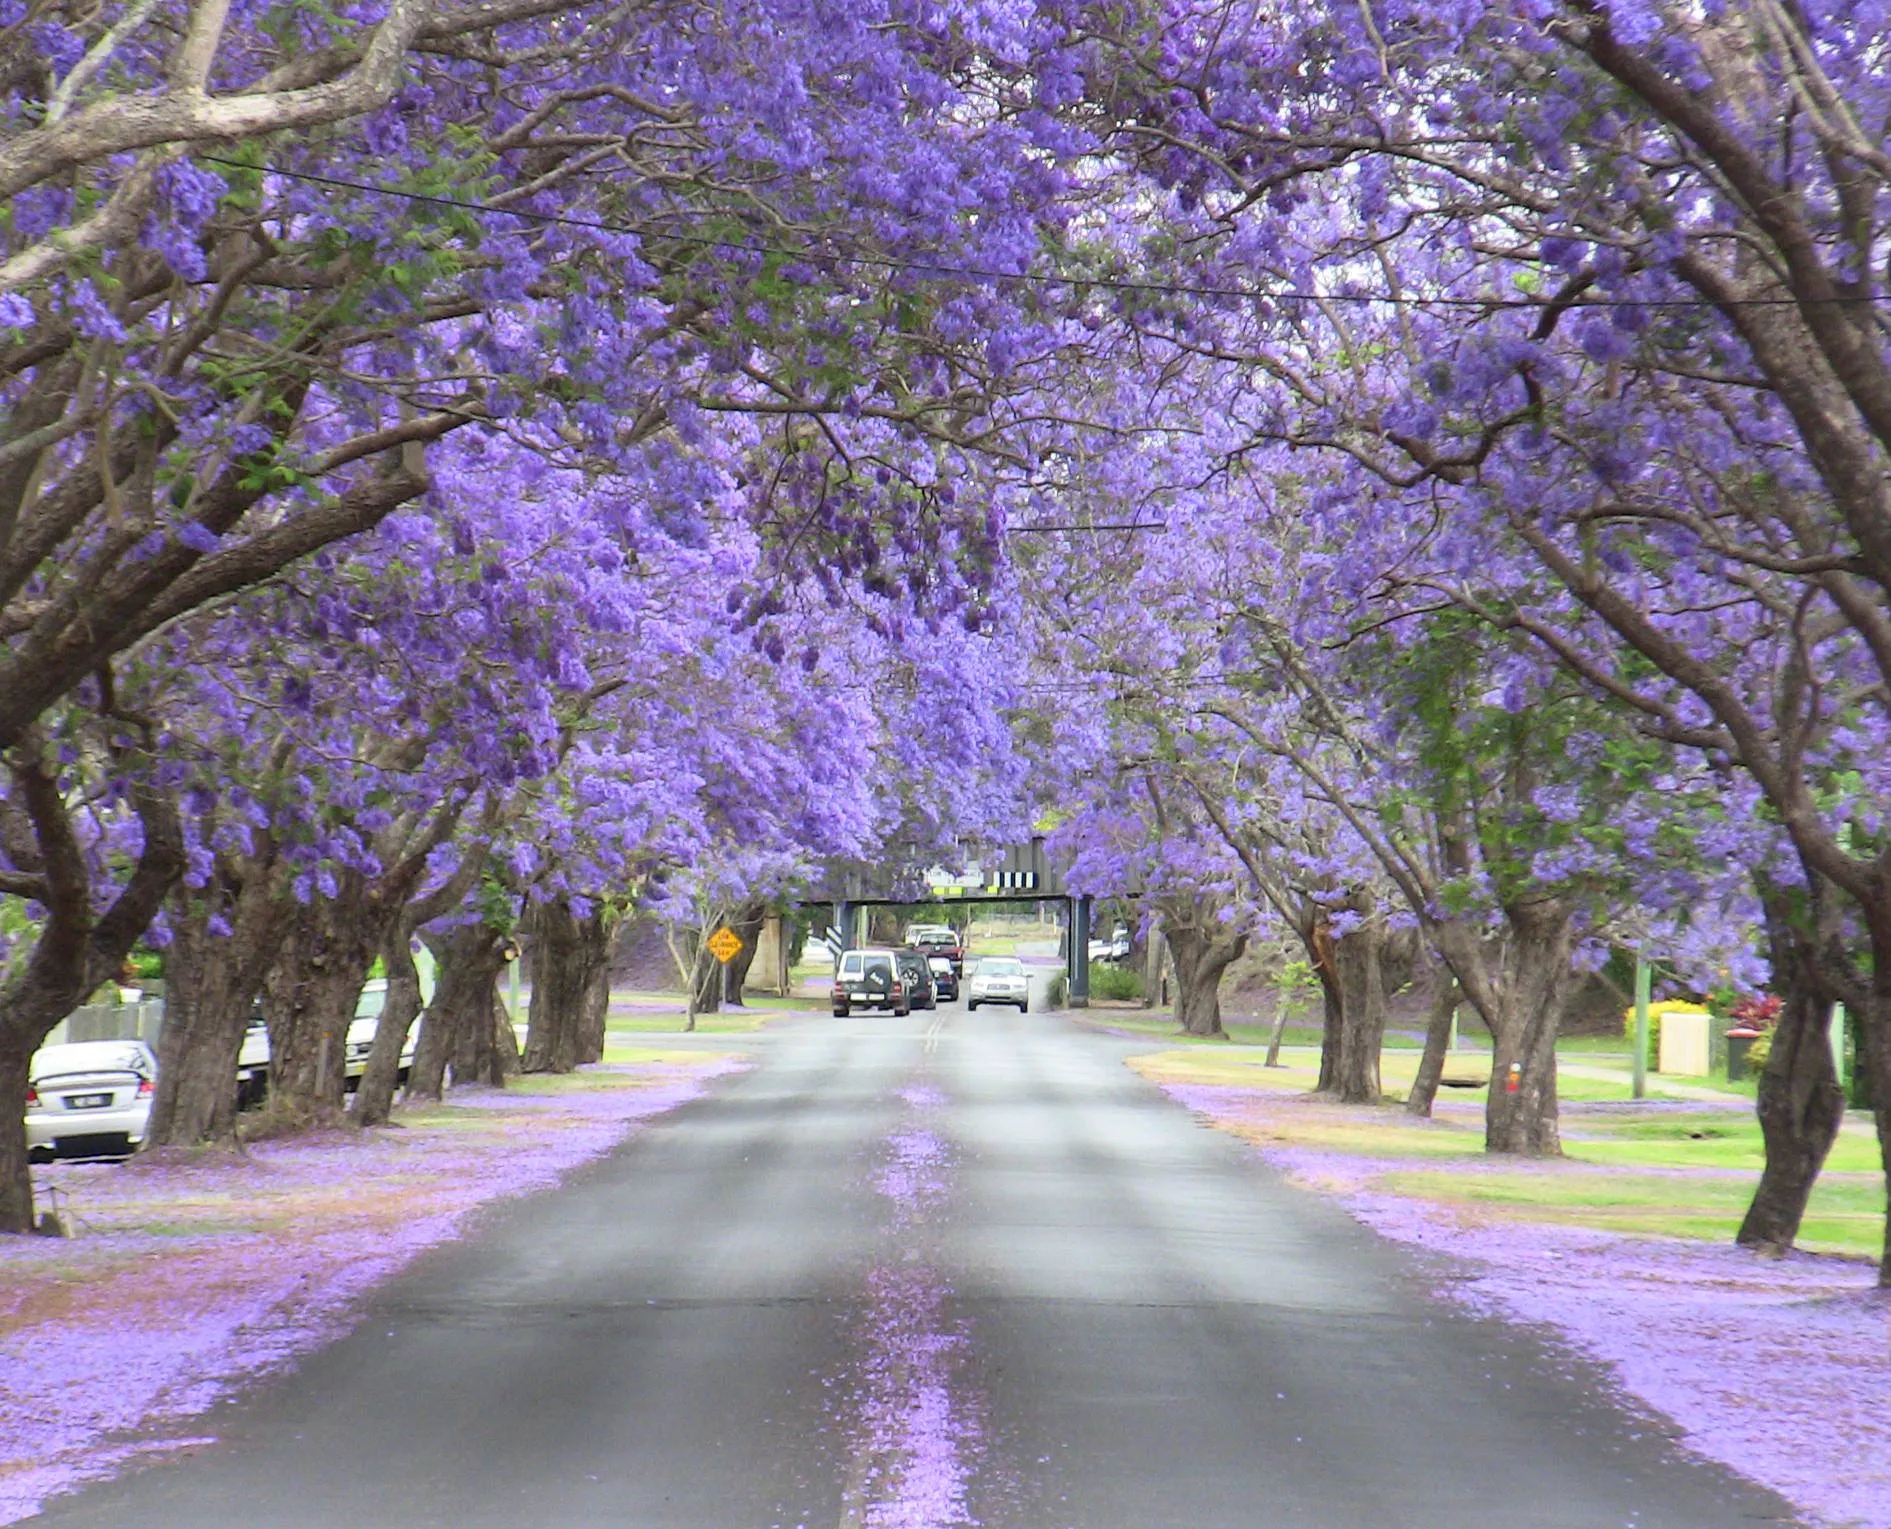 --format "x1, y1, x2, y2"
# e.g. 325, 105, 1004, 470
706, 926, 743, 964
